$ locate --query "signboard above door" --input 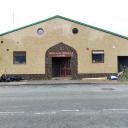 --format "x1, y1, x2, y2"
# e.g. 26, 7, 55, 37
48, 52, 74, 57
